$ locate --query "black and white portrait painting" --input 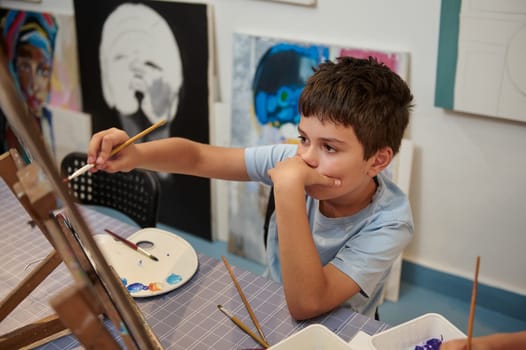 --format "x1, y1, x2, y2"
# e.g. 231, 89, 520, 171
74, 0, 213, 239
